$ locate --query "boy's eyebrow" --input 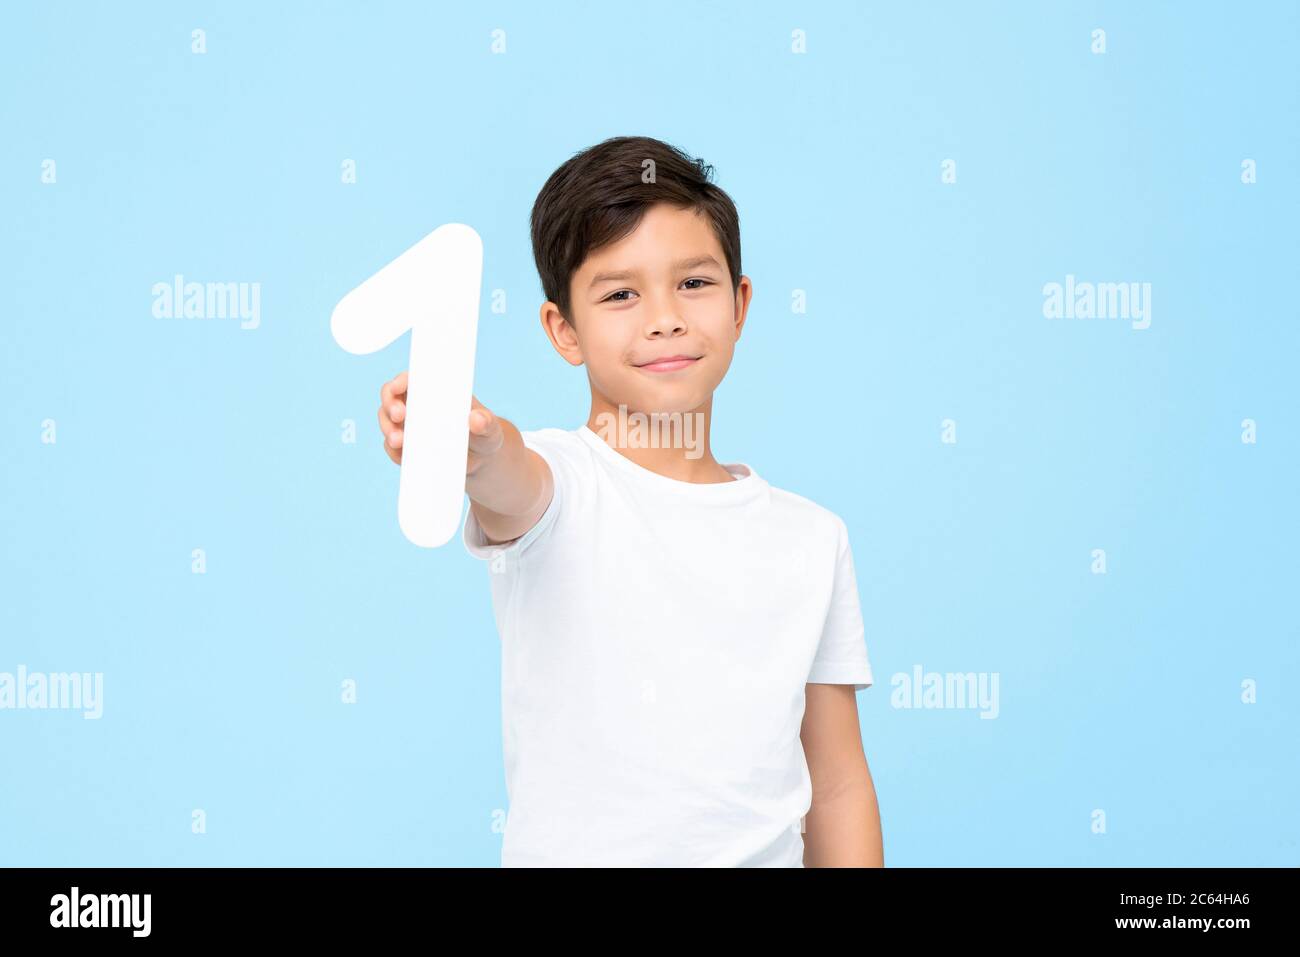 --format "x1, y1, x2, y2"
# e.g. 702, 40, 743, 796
588, 255, 723, 288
